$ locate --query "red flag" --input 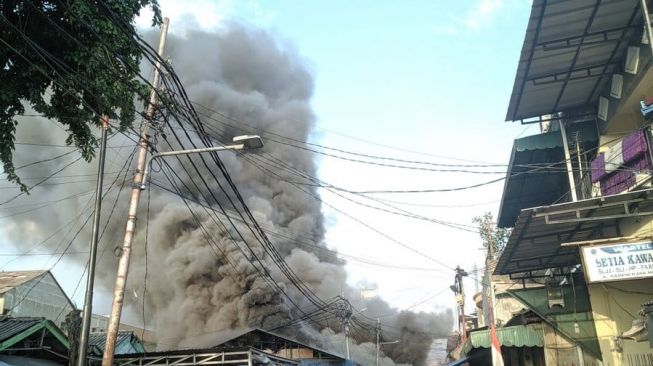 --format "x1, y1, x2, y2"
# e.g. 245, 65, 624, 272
490, 323, 504, 366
